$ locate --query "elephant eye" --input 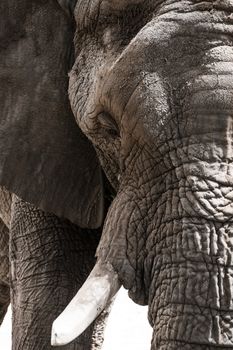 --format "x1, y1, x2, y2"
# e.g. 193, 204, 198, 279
97, 112, 120, 138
